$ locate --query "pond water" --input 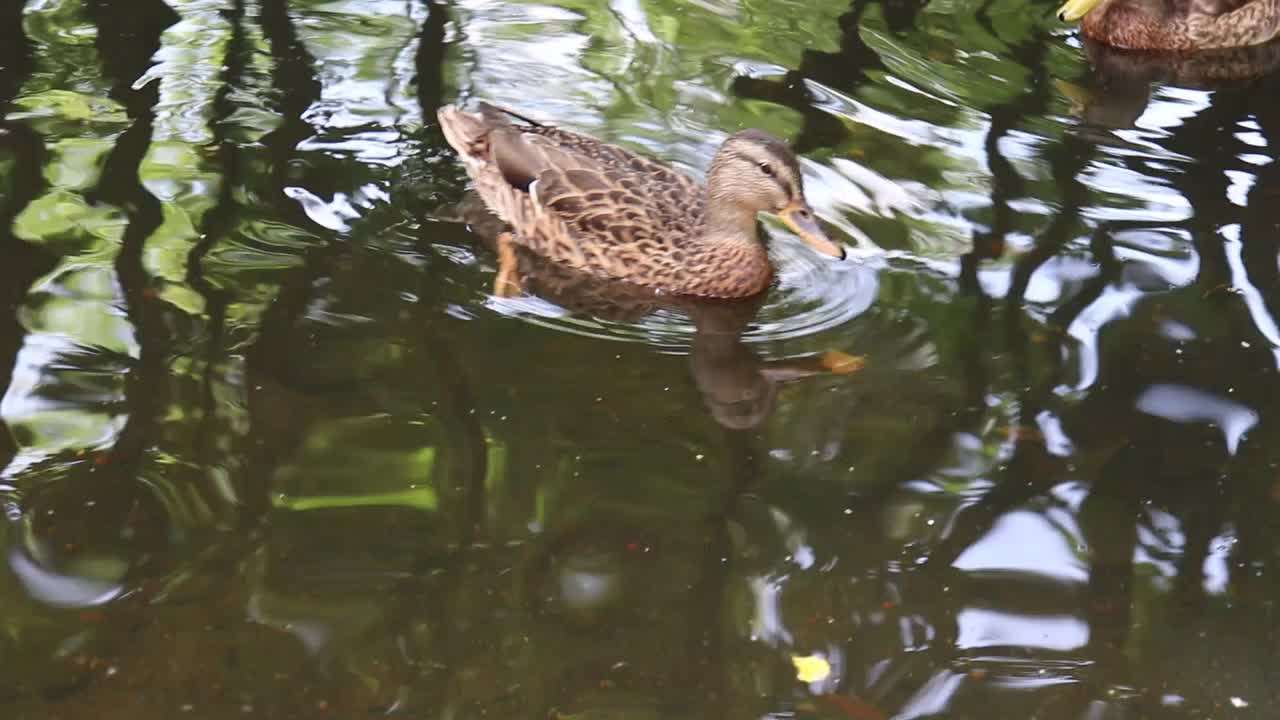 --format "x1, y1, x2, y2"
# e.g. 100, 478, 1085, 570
2, 0, 1279, 717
